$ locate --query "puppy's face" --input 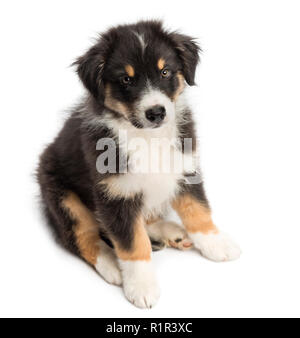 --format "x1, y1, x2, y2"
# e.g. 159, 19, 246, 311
75, 21, 200, 128
103, 39, 185, 128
